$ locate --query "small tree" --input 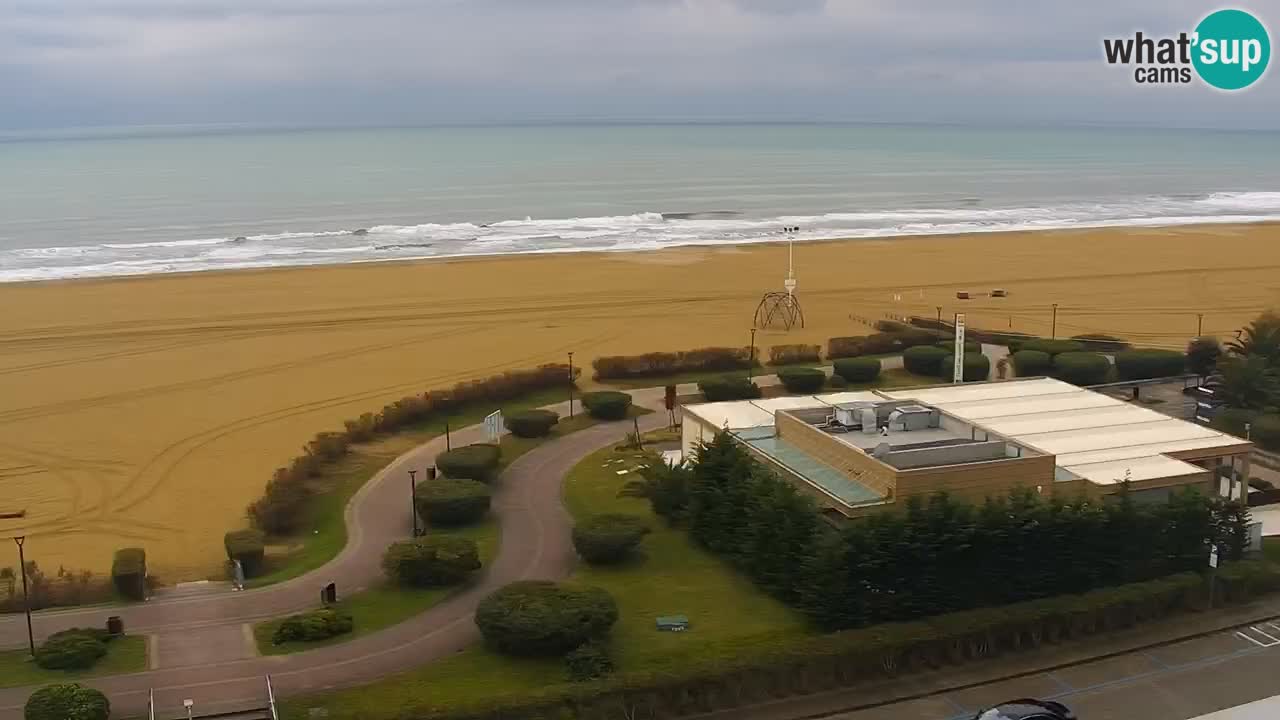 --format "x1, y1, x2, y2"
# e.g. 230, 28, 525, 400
24, 684, 109, 720
572, 514, 651, 564
1187, 336, 1223, 378
619, 460, 691, 522
1228, 311, 1280, 364
1209, 355, 1279, 410
110, 548, 146, 602
382, 536, 481, 587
